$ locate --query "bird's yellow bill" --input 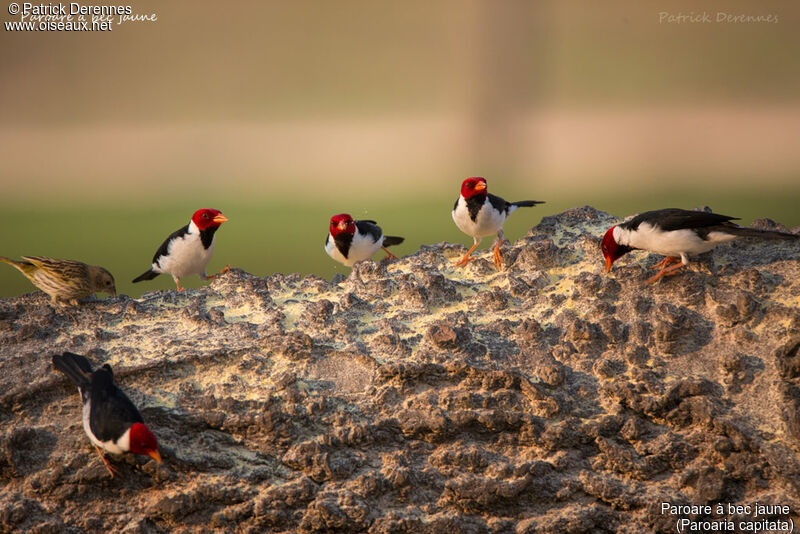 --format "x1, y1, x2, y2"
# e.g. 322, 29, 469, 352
148, 450, 163, 463
605, 257, 613, 272
338, 221, 348, 231
212, 214, 229, 224
475, 182, 487, 191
